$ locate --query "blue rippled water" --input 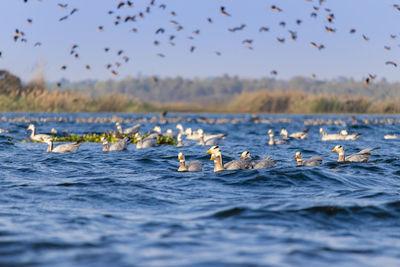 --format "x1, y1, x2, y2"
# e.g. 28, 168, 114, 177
0, 113, 399, 266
